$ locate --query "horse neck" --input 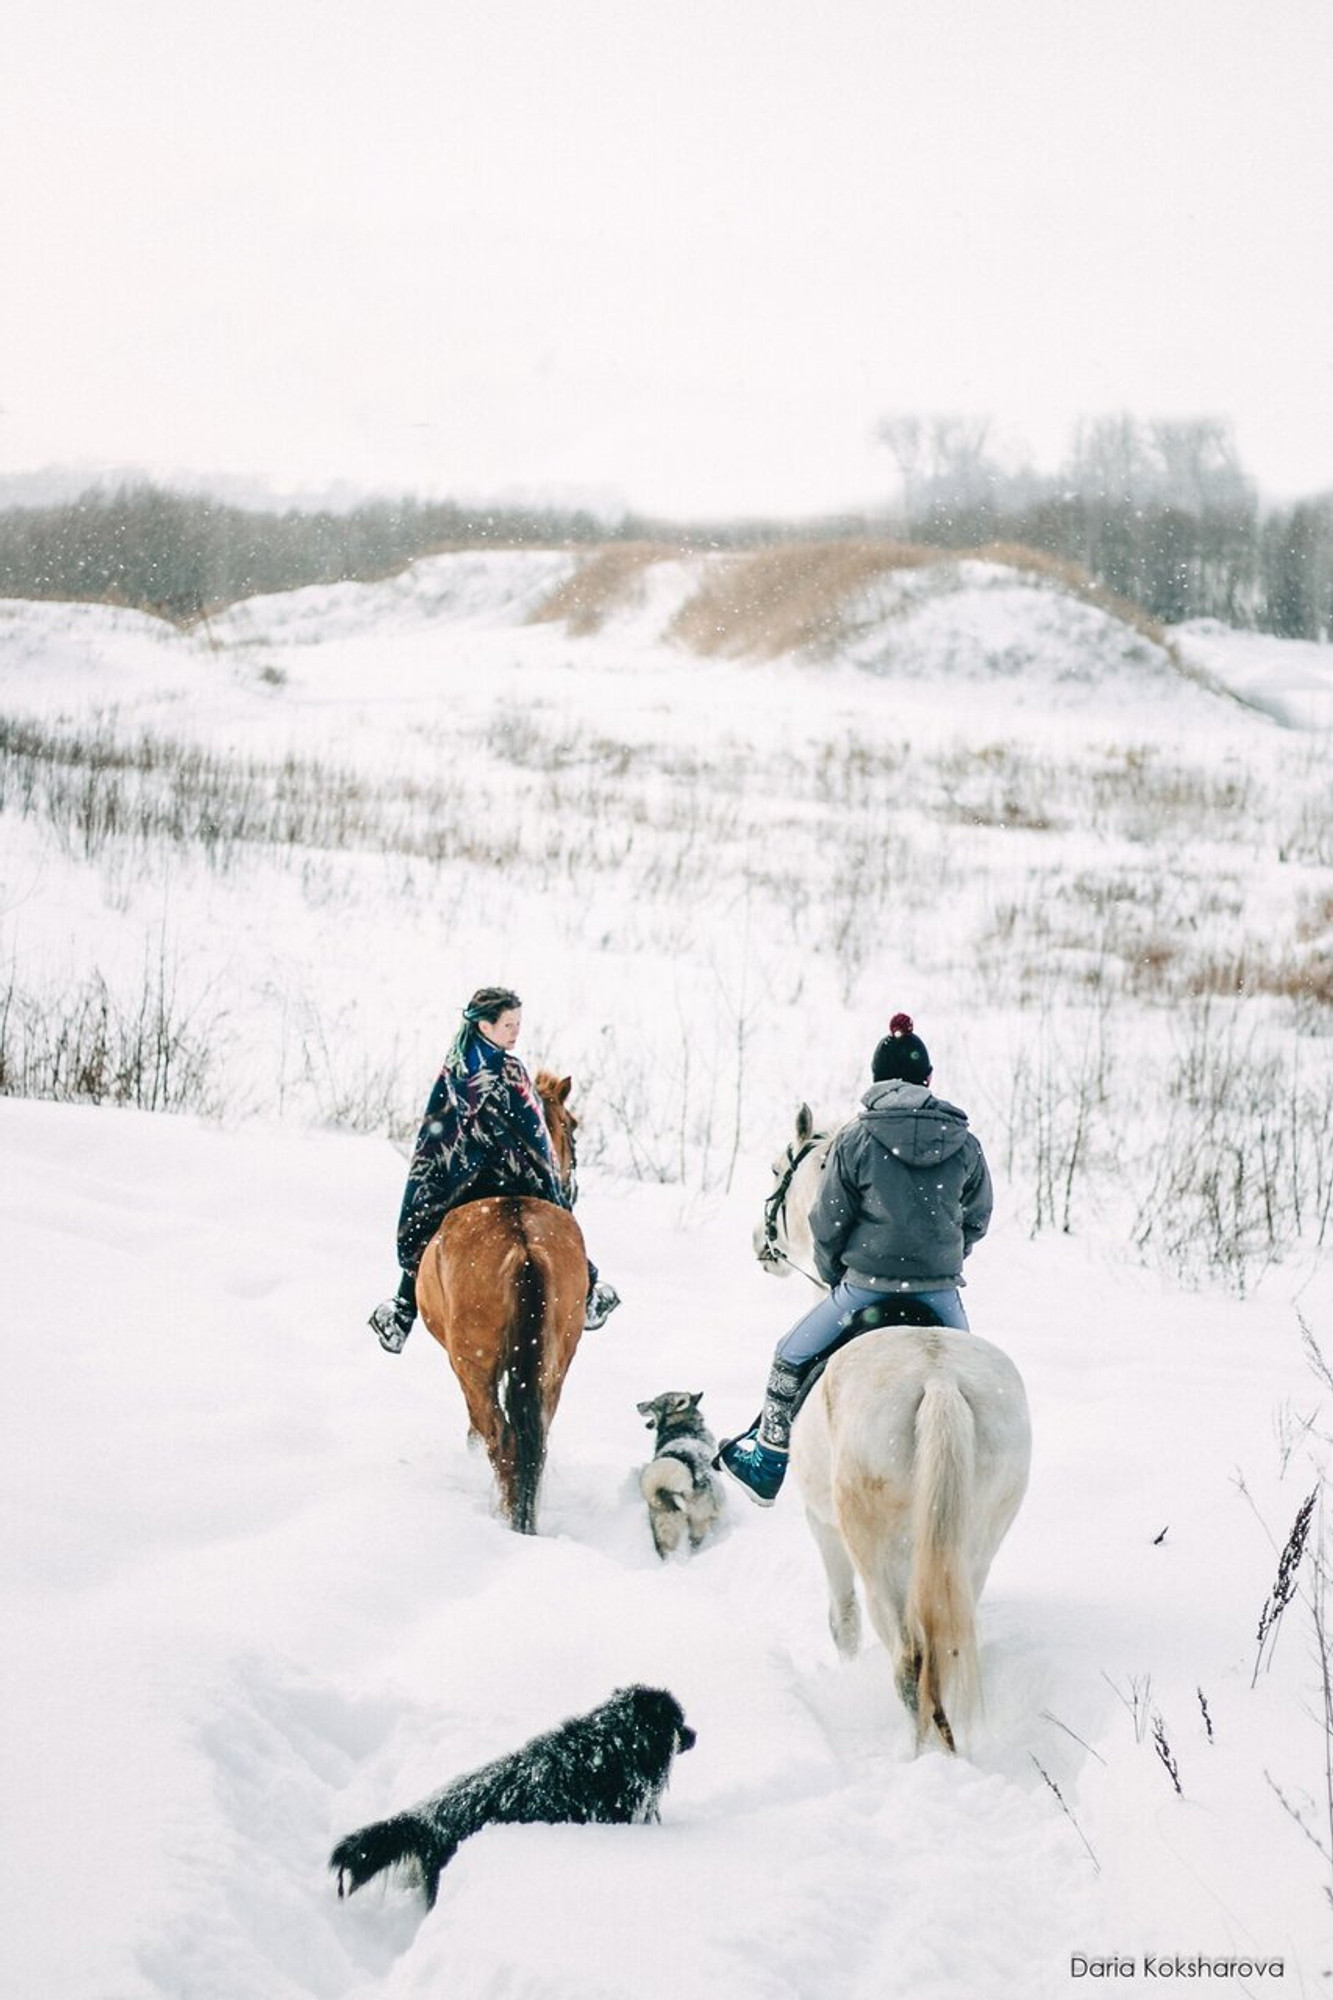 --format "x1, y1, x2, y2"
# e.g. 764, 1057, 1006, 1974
547, 1124, 572, 1184
785, 1136, 833, 1254
534, 1090, 574, 1188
